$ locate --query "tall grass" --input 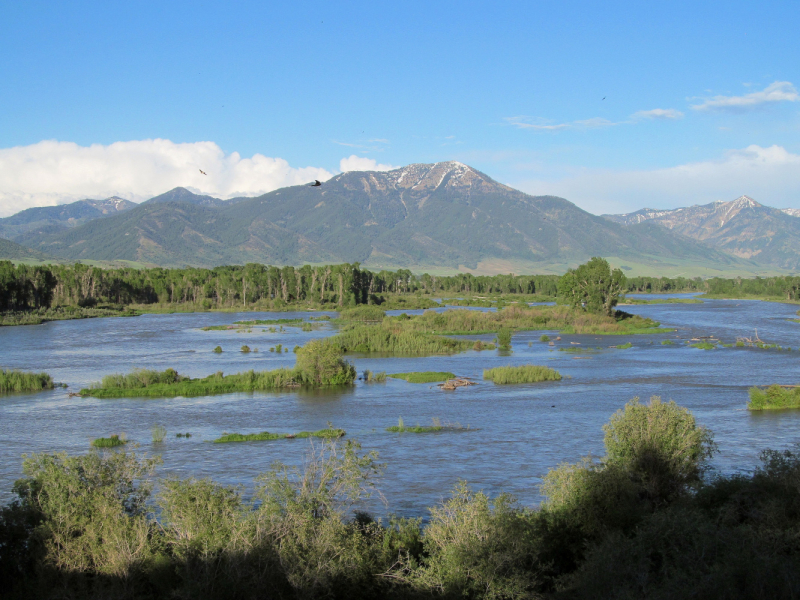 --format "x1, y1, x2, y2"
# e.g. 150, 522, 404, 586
748, 385, 800, 410
389, 372, 456, 383
151, 425, 167, 443
331, 324, 474, 355
483, 365, 562, 384
0, 369, 54, 393
338, 305, 386, 322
